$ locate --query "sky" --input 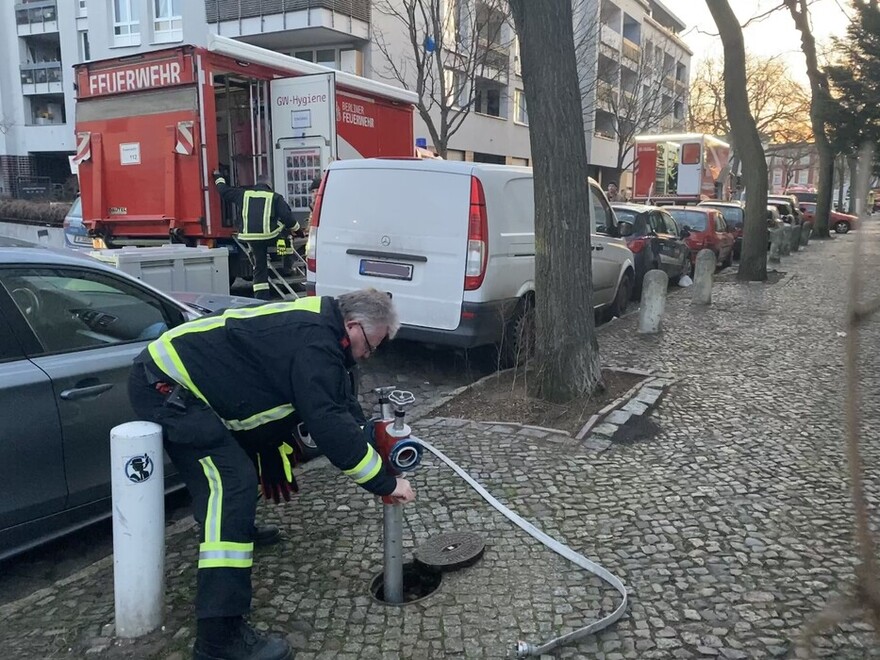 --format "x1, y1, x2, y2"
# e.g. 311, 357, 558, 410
659, 0, 853, 85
